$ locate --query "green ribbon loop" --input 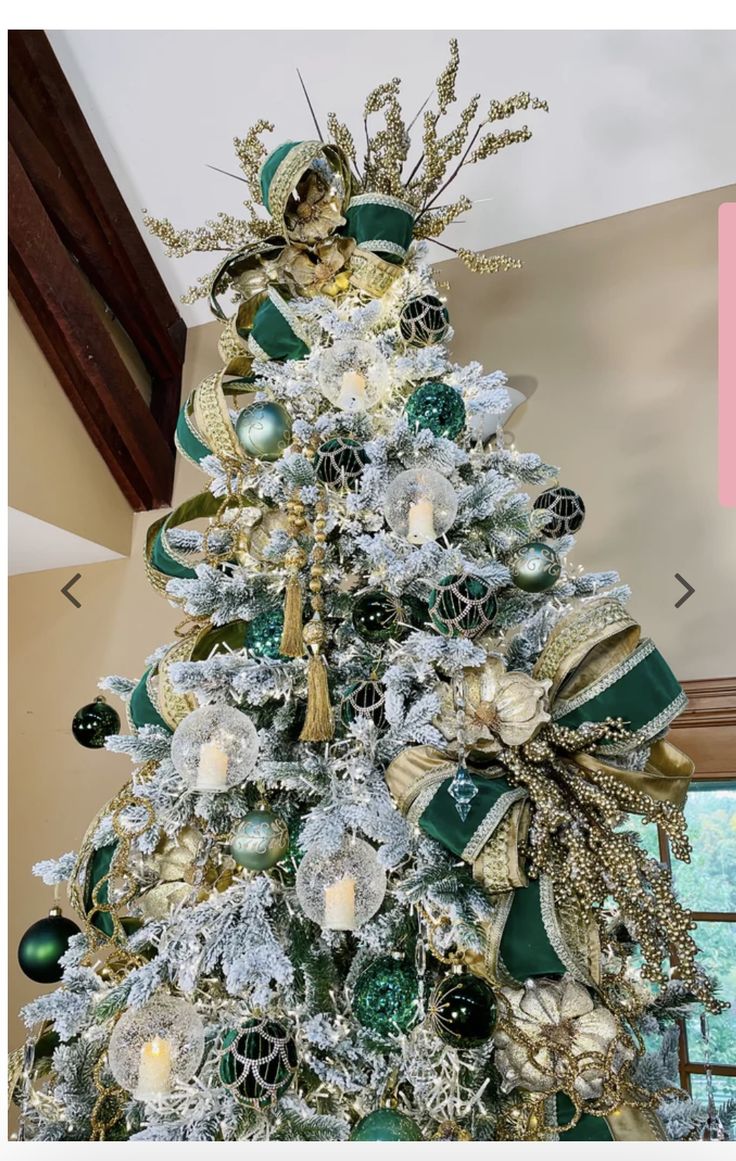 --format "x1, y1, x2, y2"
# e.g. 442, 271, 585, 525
129, 668, 171, 734
250, 290, 310, 361
344, 194, 415, 264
